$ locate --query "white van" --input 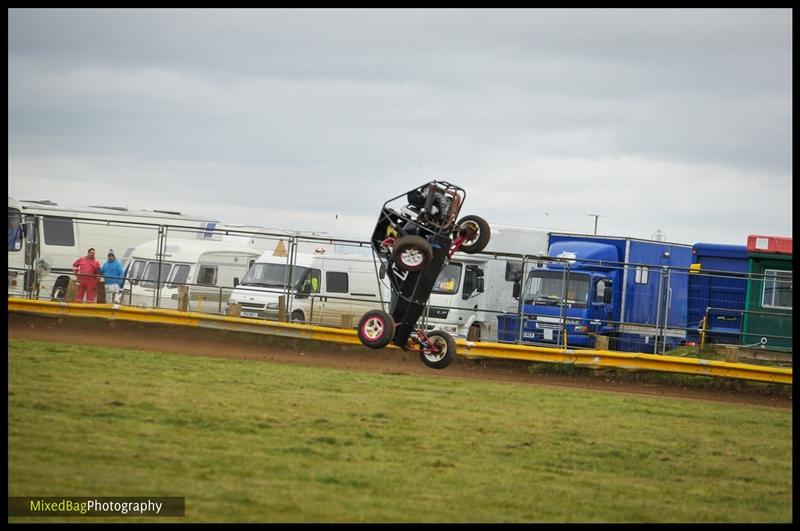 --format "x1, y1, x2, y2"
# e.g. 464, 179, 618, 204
125, 238, 263, 313
423, 225, 551, 341
228, 250, 388, 327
